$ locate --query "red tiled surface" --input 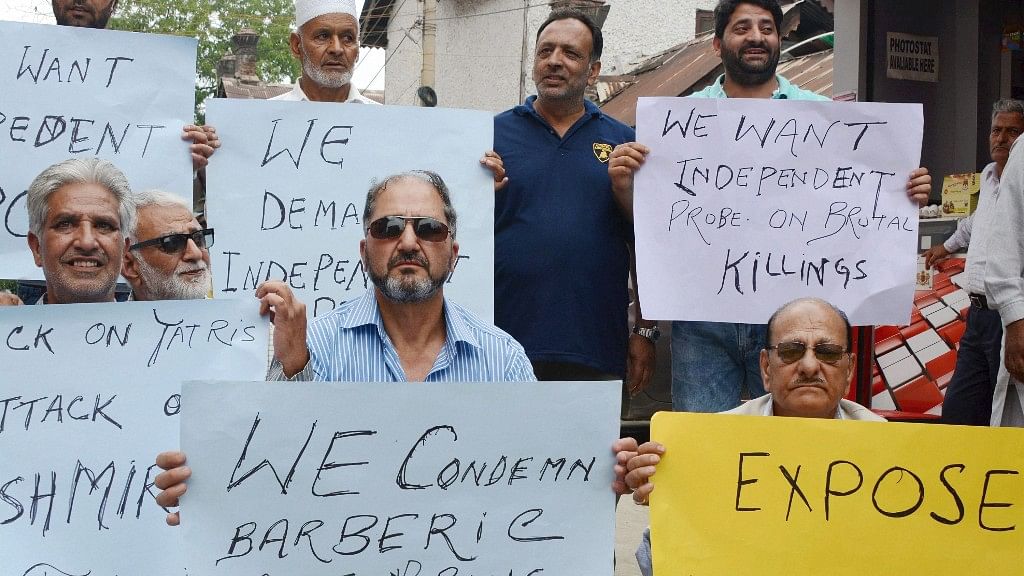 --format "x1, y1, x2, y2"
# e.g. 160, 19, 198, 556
893, 376, 945, 413
910, 308, 923, 324
938, 322, 966, 347
875, 325, 901, 341
872, 374, 886, 395
875, 334, 904, 356
900, 321, 929, 340
925, 349, 958, 380
935, 259, 966, 274
914, 294, 939, 307
868, 258, 968, 417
